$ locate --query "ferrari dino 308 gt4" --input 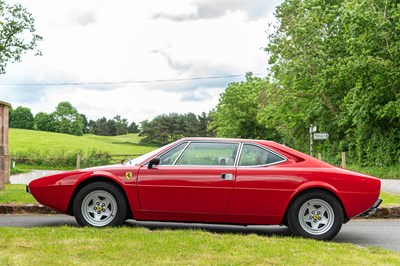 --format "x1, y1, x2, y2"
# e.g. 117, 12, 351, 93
27, 137, 382, 240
